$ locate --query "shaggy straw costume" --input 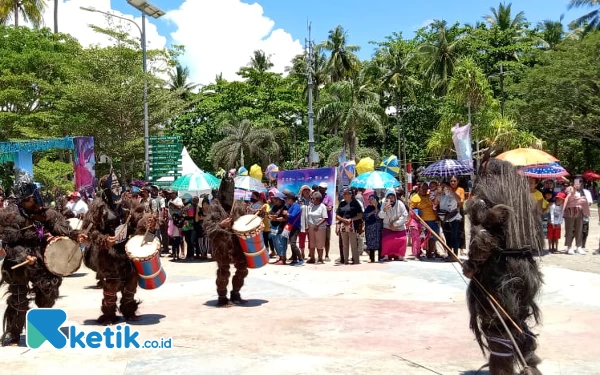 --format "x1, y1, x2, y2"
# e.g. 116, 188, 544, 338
203, 176, 249, 307
0, 174, 81, 346
82, 174, 157, 325
463, 157, 544, 375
